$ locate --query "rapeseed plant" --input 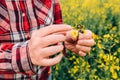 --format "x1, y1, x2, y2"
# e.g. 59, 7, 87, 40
52, 0, 120, 80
